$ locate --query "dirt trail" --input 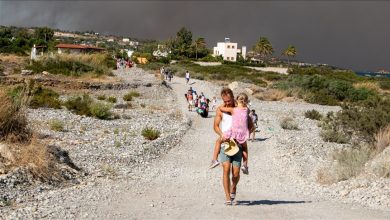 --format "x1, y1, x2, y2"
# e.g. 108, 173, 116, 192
96, 73, 389, 219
